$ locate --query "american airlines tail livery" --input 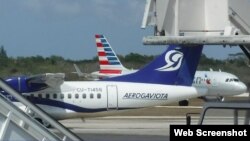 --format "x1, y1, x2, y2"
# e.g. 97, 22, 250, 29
3, 44, 203, 124
90, 34, 137, 79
